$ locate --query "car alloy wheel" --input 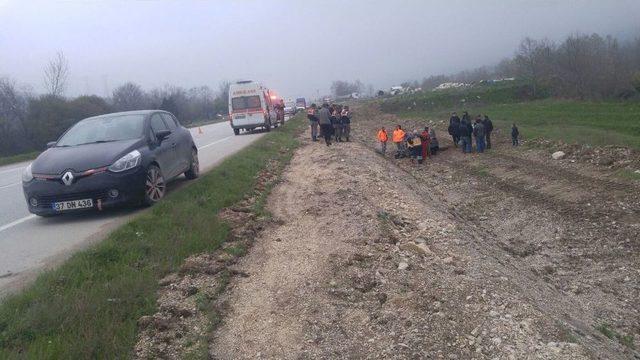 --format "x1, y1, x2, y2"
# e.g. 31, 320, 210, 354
144, 165, 165, 205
